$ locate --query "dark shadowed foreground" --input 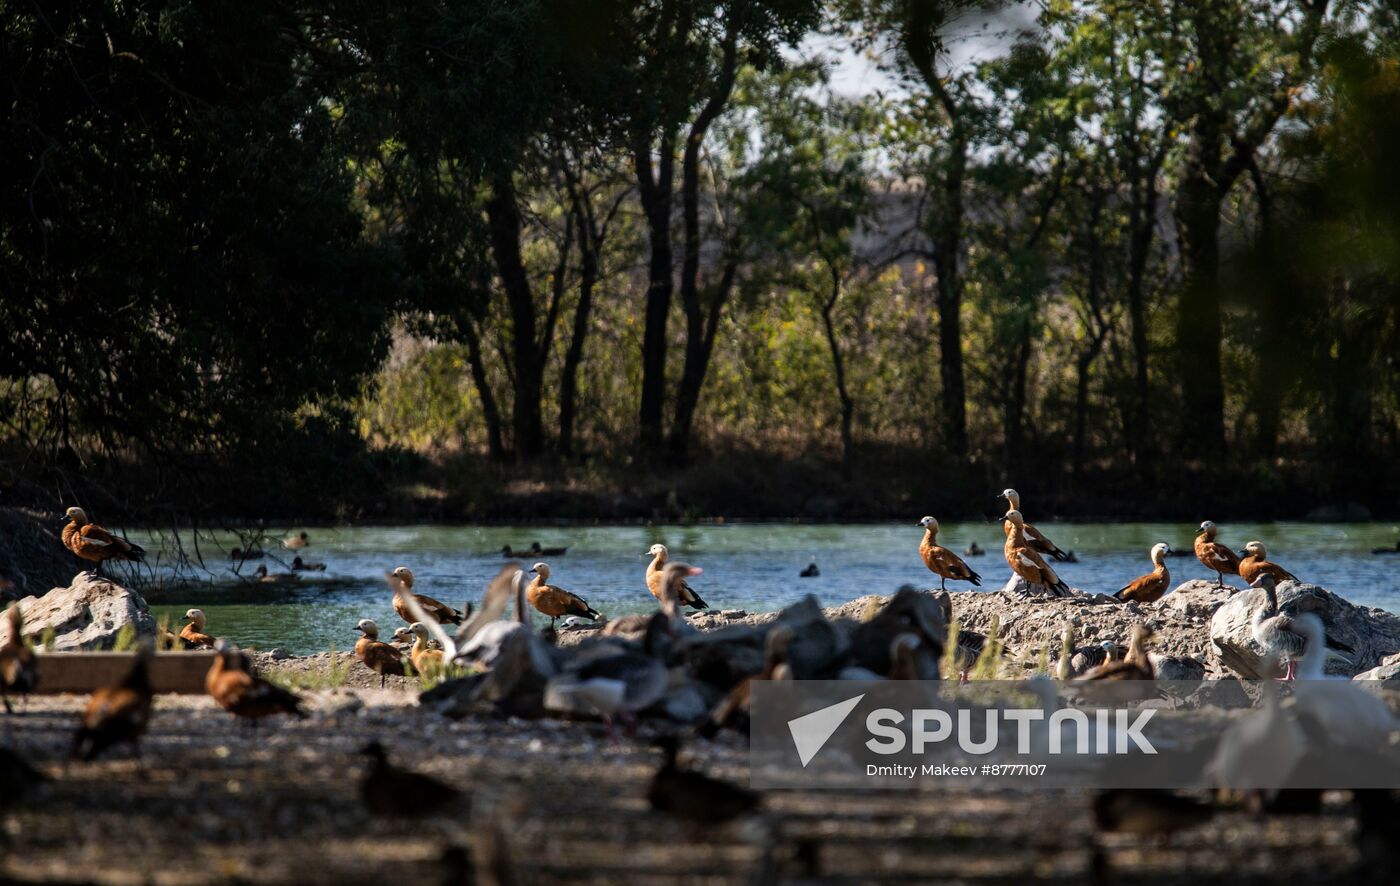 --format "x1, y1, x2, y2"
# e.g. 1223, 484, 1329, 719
0, 688, 1366, 885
